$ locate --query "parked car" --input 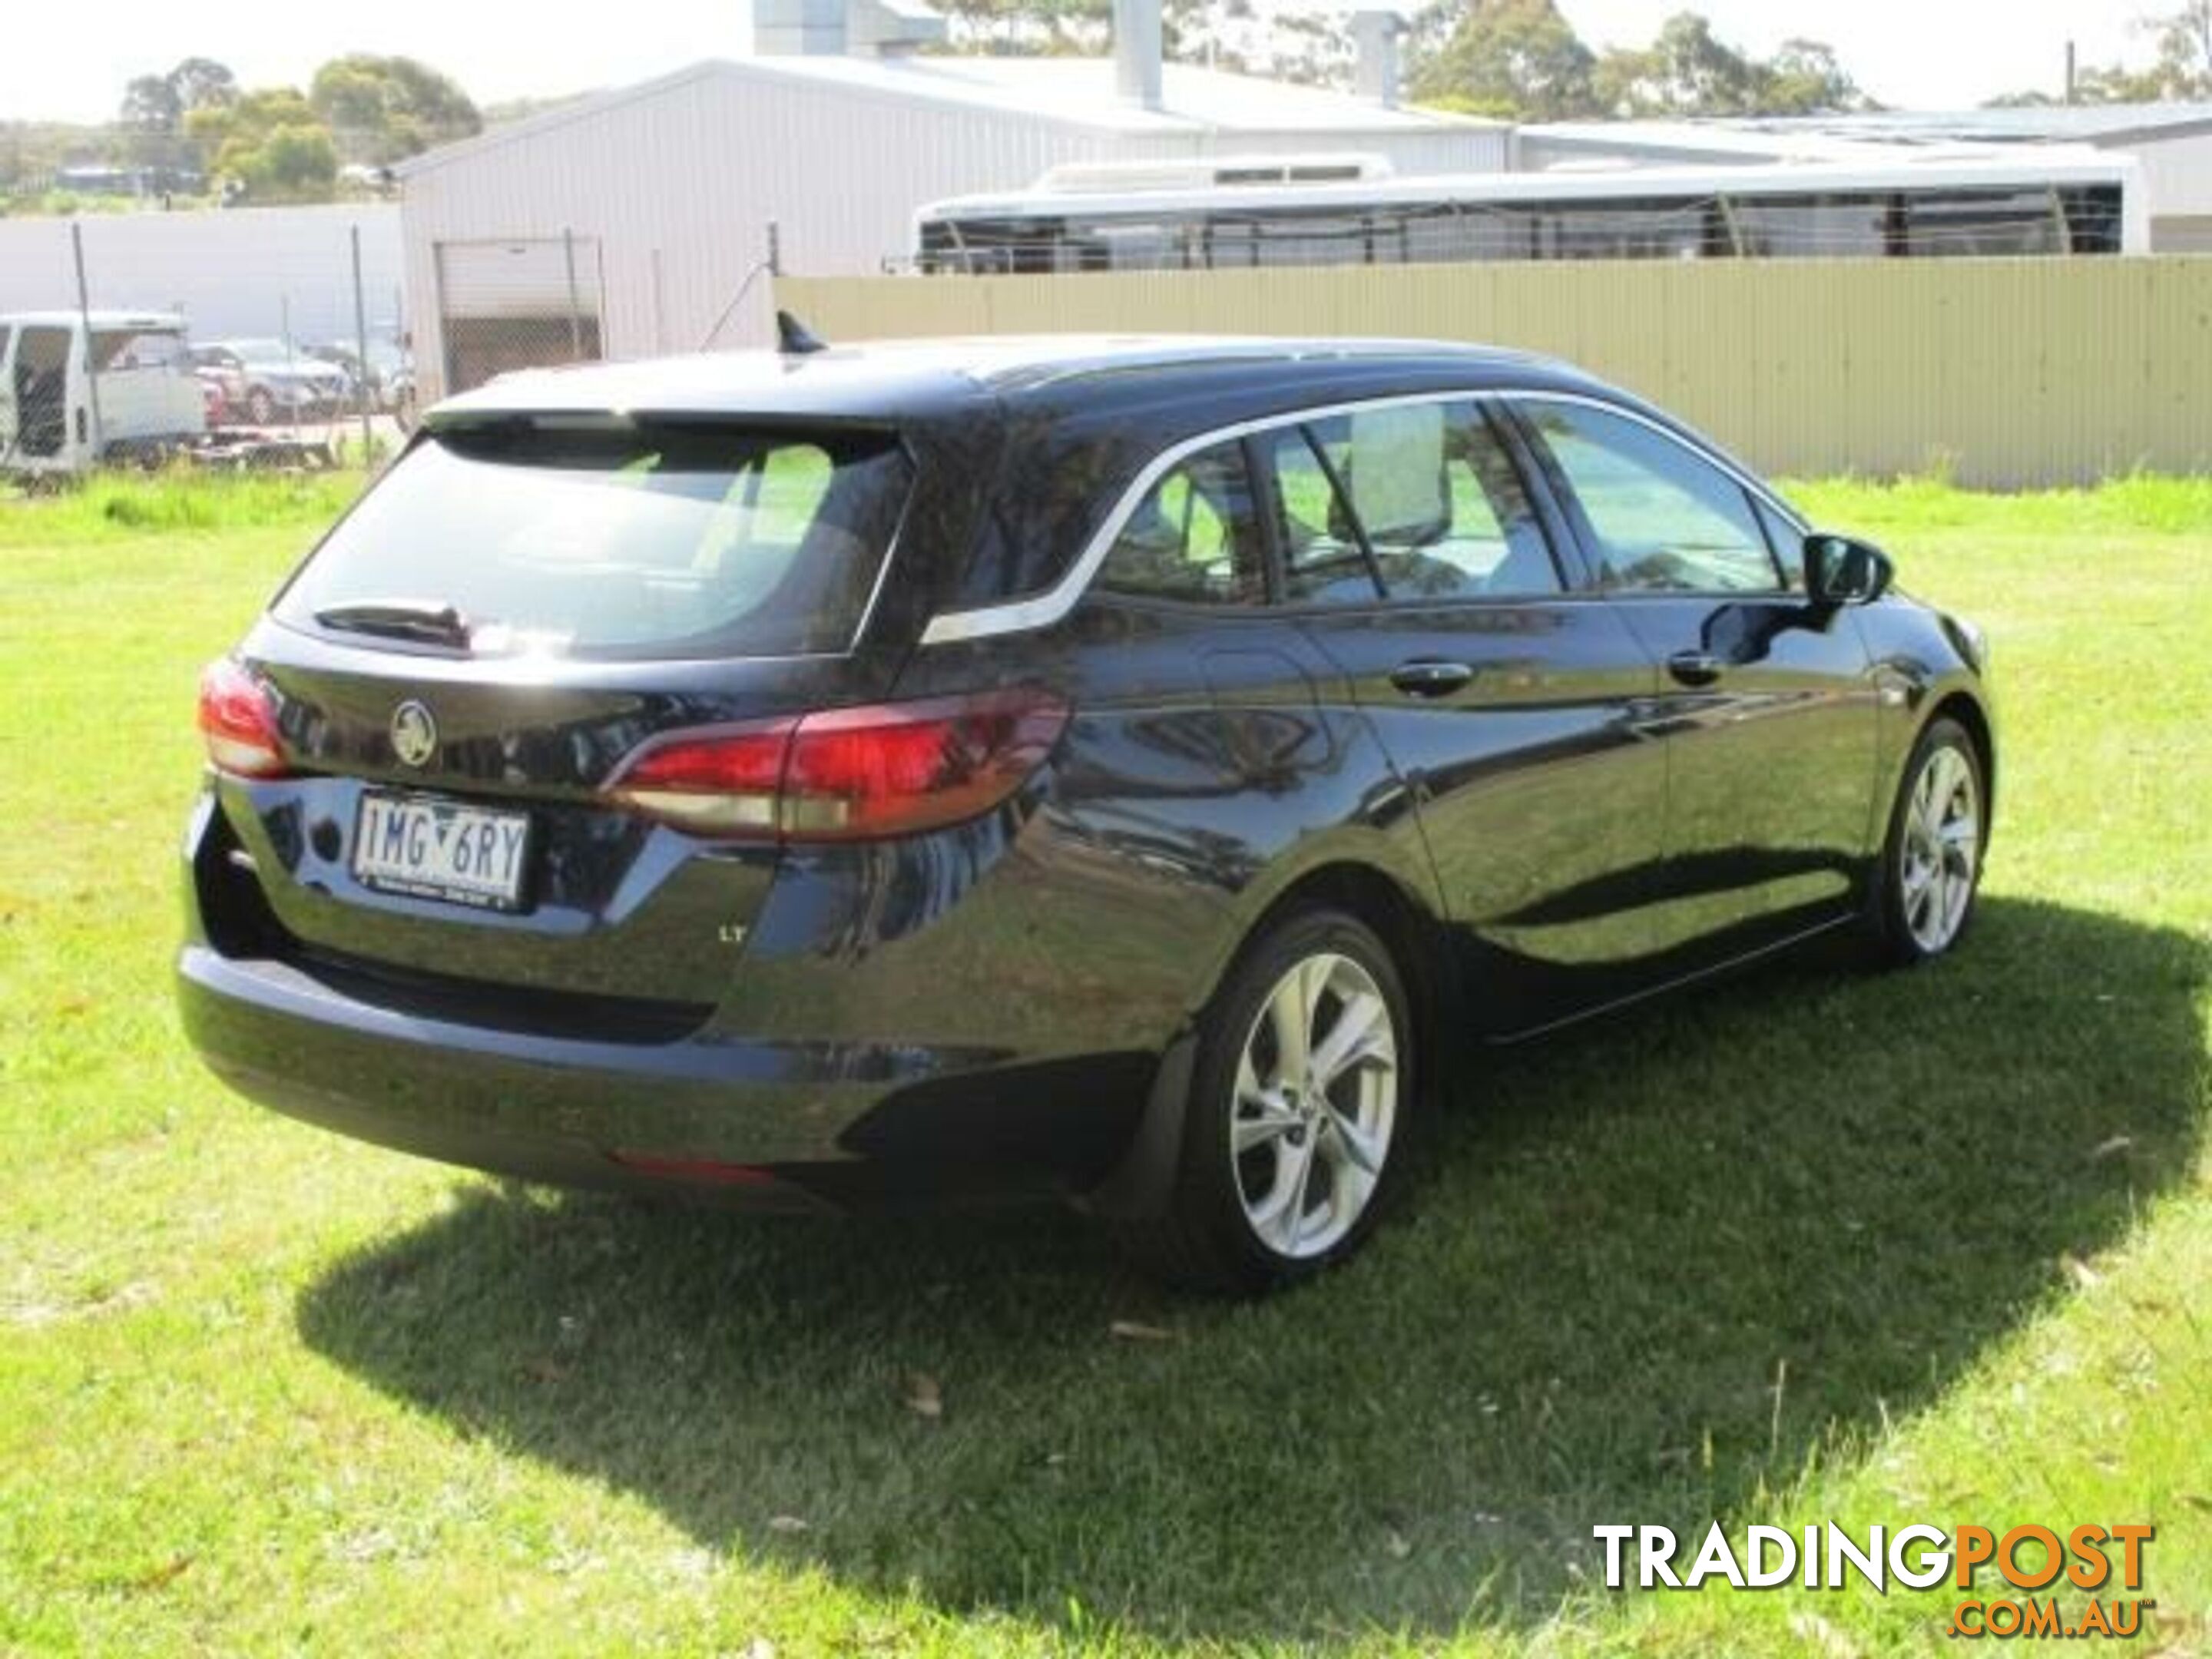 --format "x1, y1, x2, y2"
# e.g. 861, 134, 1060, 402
303, 339, 412, 416
2, 310, 206, 478
177, 335, 1995, 1292
189, 339, 350, 426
